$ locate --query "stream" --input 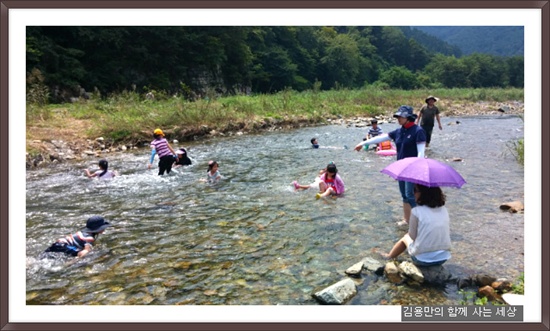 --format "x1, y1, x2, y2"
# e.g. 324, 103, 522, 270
26, 115, 524, 305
